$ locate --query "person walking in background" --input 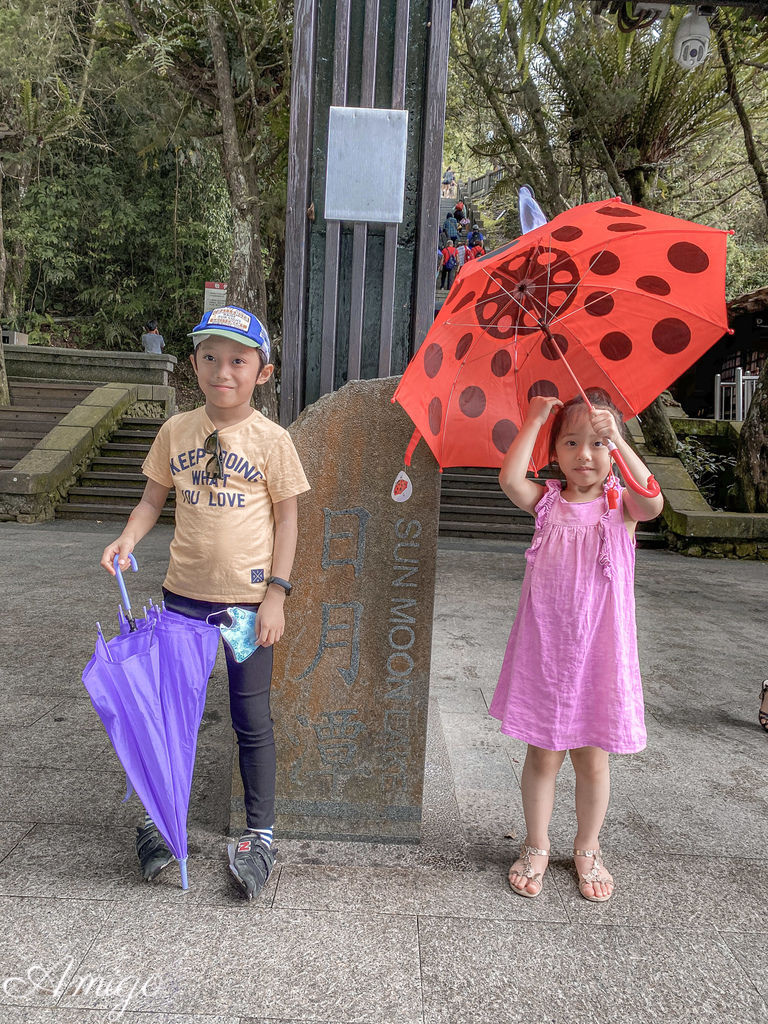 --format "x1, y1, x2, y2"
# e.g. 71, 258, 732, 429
443, 212, 459, 243
442, 166, 455, 198
469, 224, 484, 248
141, 320, 165, 354
439, 240, 458, 290
489, 389, 663, 903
